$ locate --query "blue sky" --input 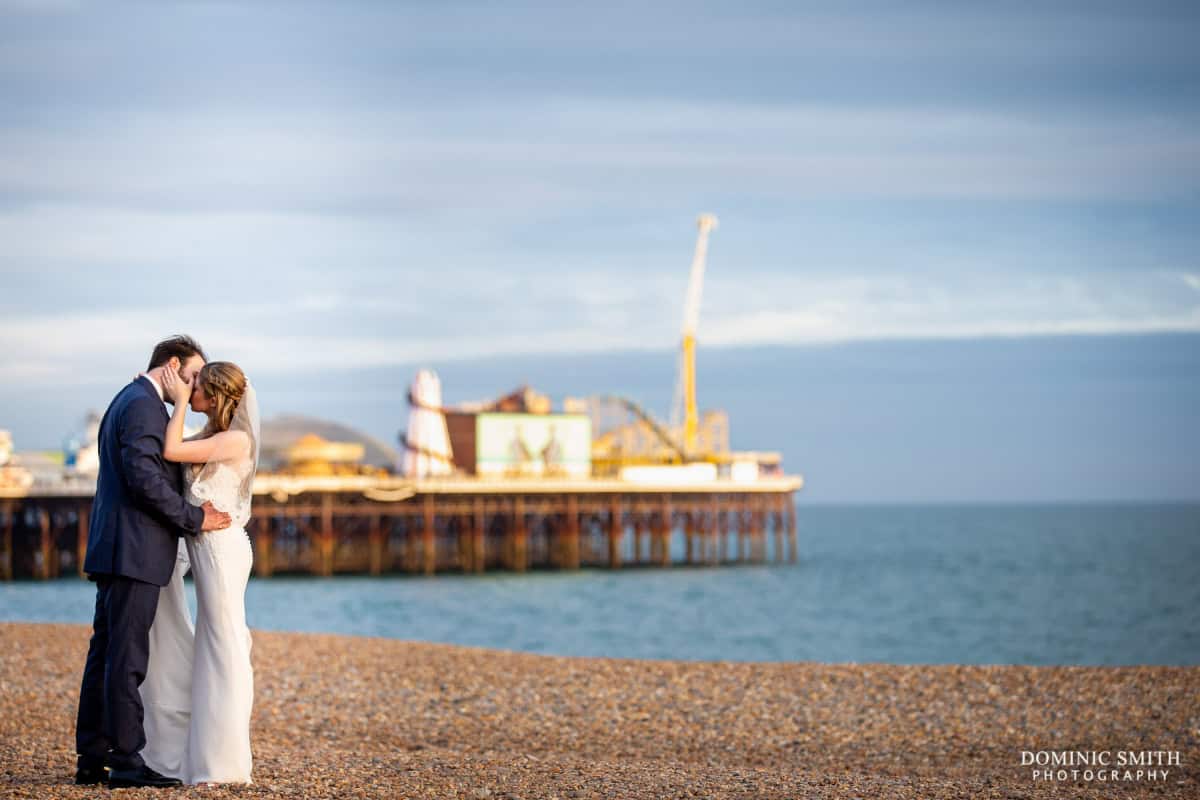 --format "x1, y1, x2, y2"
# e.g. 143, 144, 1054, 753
1, 1, 1198, 502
